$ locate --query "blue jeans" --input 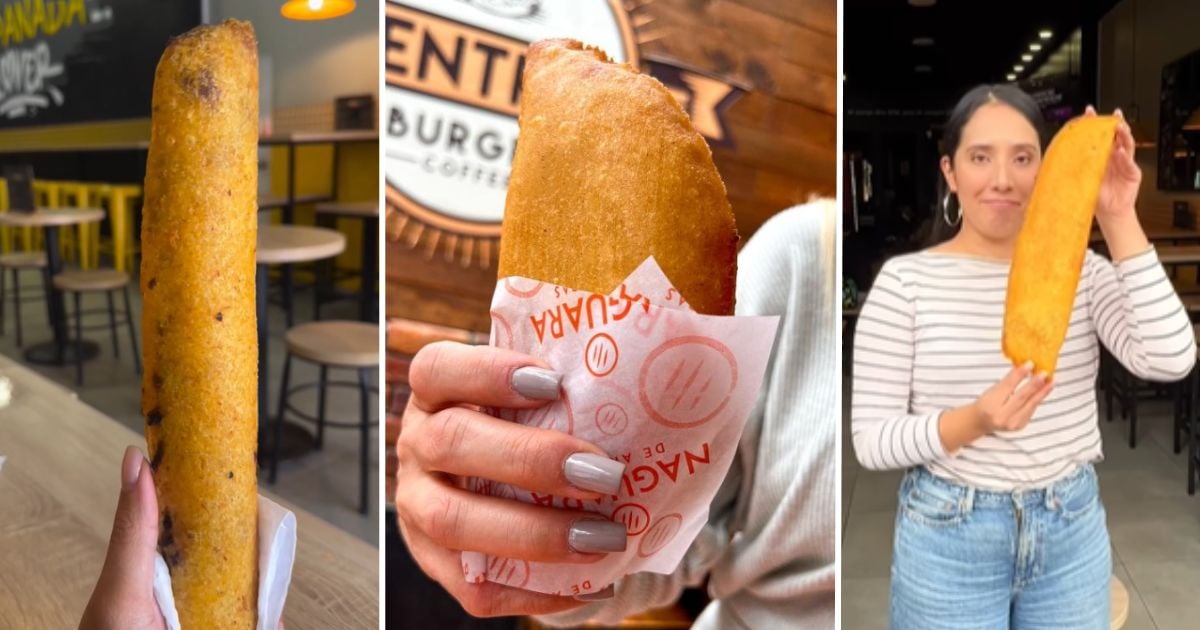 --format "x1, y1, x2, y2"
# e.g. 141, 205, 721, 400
890, 464, 1111, 629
